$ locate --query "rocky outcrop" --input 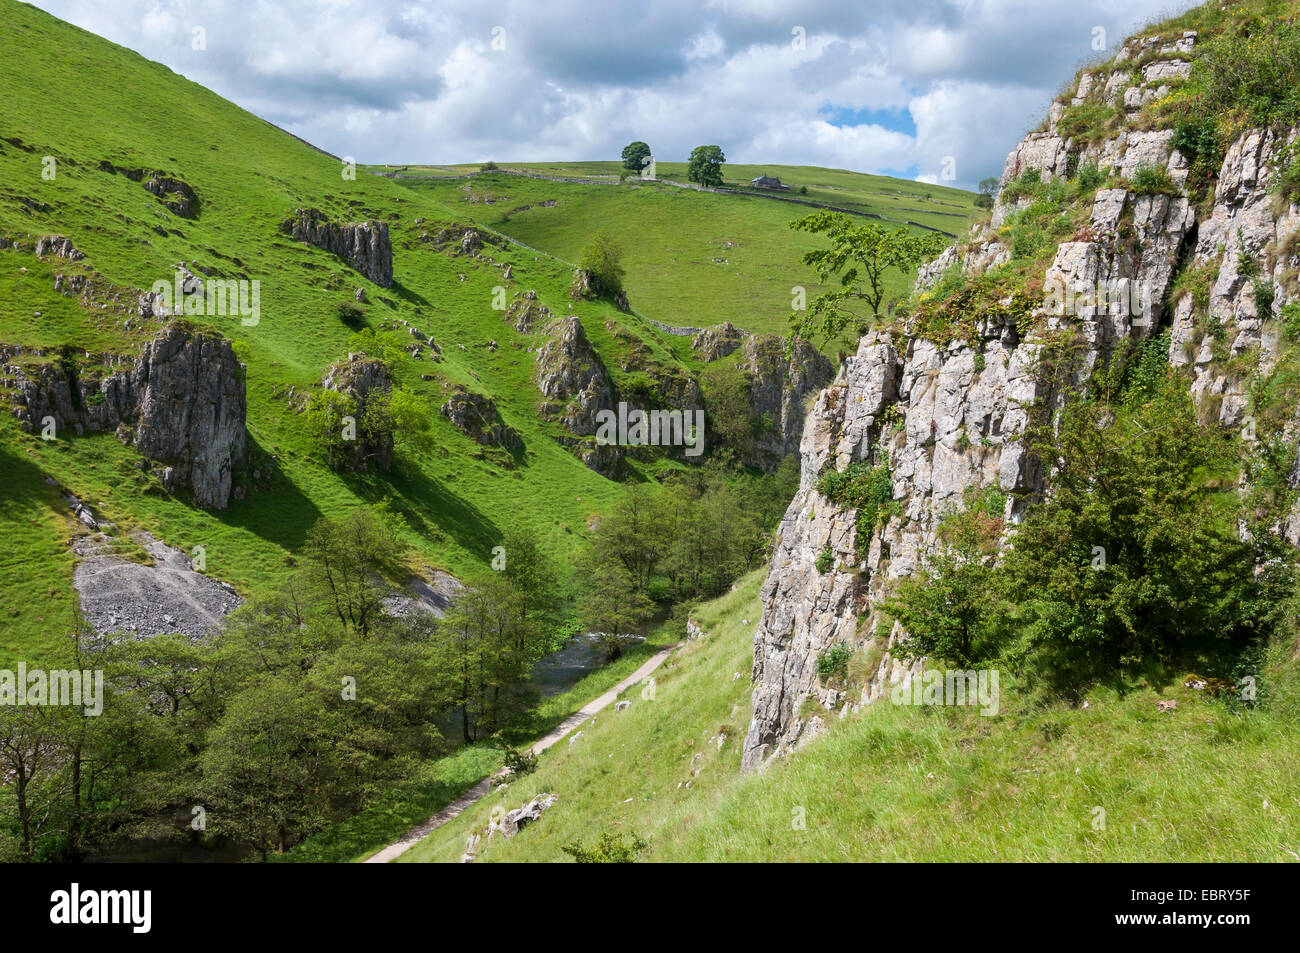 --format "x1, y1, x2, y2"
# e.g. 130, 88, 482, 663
321, 354, 394, 472
441, 389, 523, 452
734, 334, 834, 469
536, 316, 621, 476
280, 208, 393, 287
34, 235, 84, 261
692, 322, 746, 361
505, 292, 550, 333
743, 24, 1300, 771
8, 325, 247, 508
144, 175, 199, 218
461, 793, 558, 863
